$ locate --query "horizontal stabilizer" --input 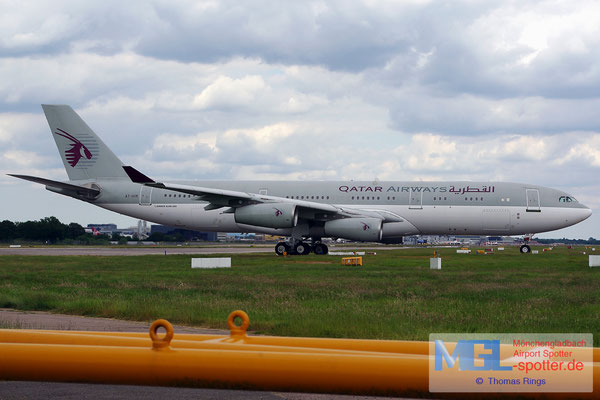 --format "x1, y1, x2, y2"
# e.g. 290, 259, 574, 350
8, 174, 100, 197
122, 166, 155, 184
